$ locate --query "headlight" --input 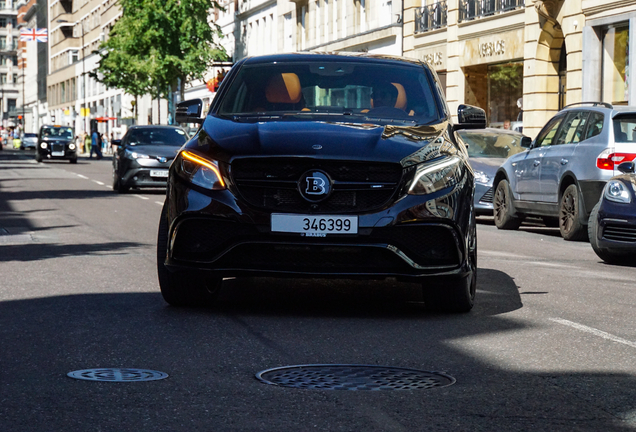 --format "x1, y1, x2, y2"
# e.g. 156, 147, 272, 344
69, 143, 76, 150
177, 150, 226, 190
408, 155, 464, 195
40, 143, 47, 149
604, 180, 632, 203
474, 170, 490, 185
125, 149, 150, 159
